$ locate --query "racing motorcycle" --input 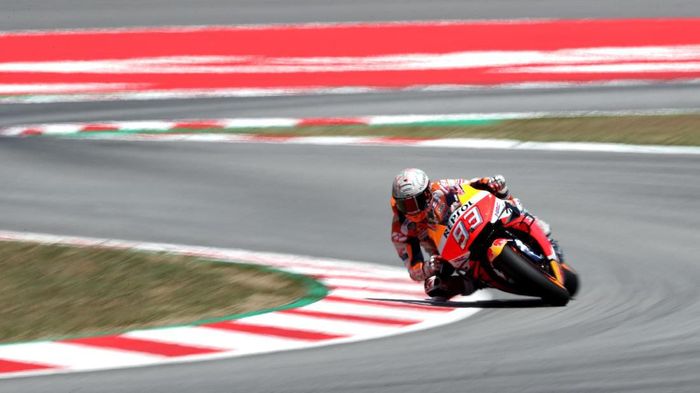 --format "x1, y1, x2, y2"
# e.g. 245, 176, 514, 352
427, 184, 579, 306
